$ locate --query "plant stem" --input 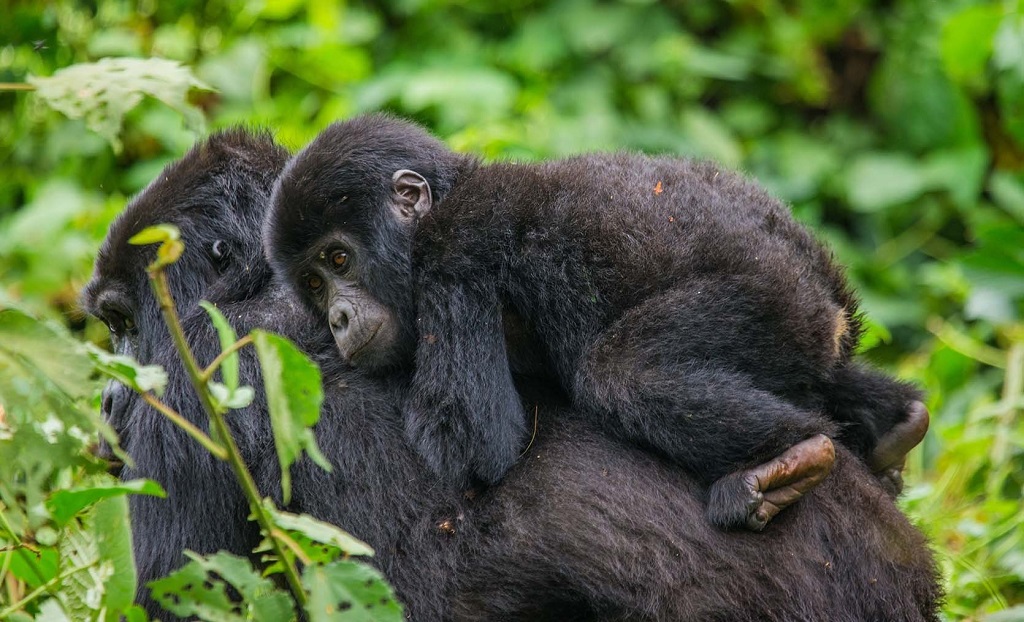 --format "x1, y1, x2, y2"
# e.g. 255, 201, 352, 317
200, 334, 253, 383
991, 341, 1023, 467
146, 269, 307, 607
0, 559, 96, 618
0, 510, 47, 588
140, 393, 227, 460
0, 83, 35, 91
